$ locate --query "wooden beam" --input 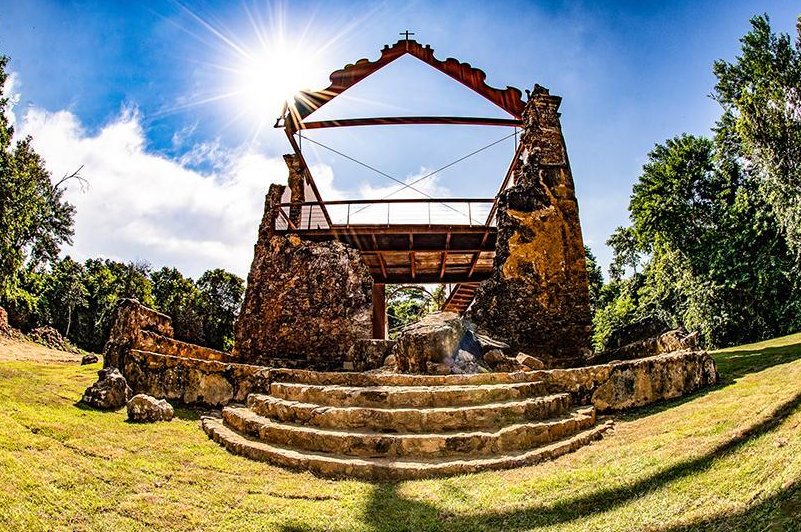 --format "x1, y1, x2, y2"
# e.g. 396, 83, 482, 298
284, 127, 333, 227
298, 116, 523, 130
410, 251, 416, 280
377, 253, 388, 280
275, 224, 497, 236
373, 271, 493, 284
281, 40, 526, 124
485, 140, 525, 225
467, 231, 491, 279
440, 233, 451, 279
372, 284, 387, 339
361, 249, 488, 255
